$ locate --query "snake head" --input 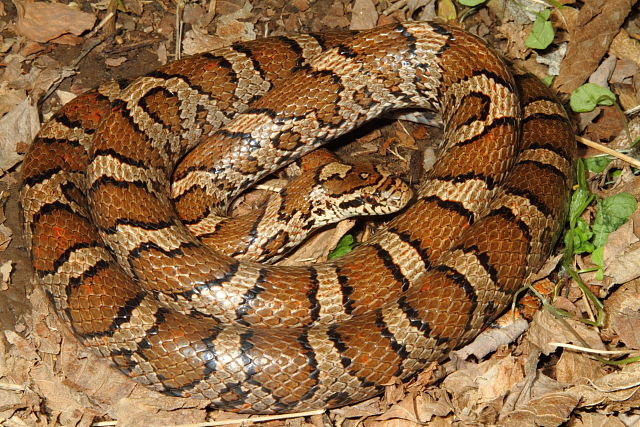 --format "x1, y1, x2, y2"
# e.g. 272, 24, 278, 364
311, 161, 413, 221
